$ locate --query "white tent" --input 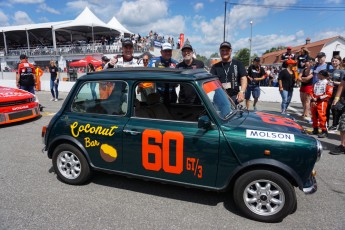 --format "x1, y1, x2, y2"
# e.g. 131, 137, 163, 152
54, 7, 111, 30
107, 17, 132, 36
52, 7, 121, 51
